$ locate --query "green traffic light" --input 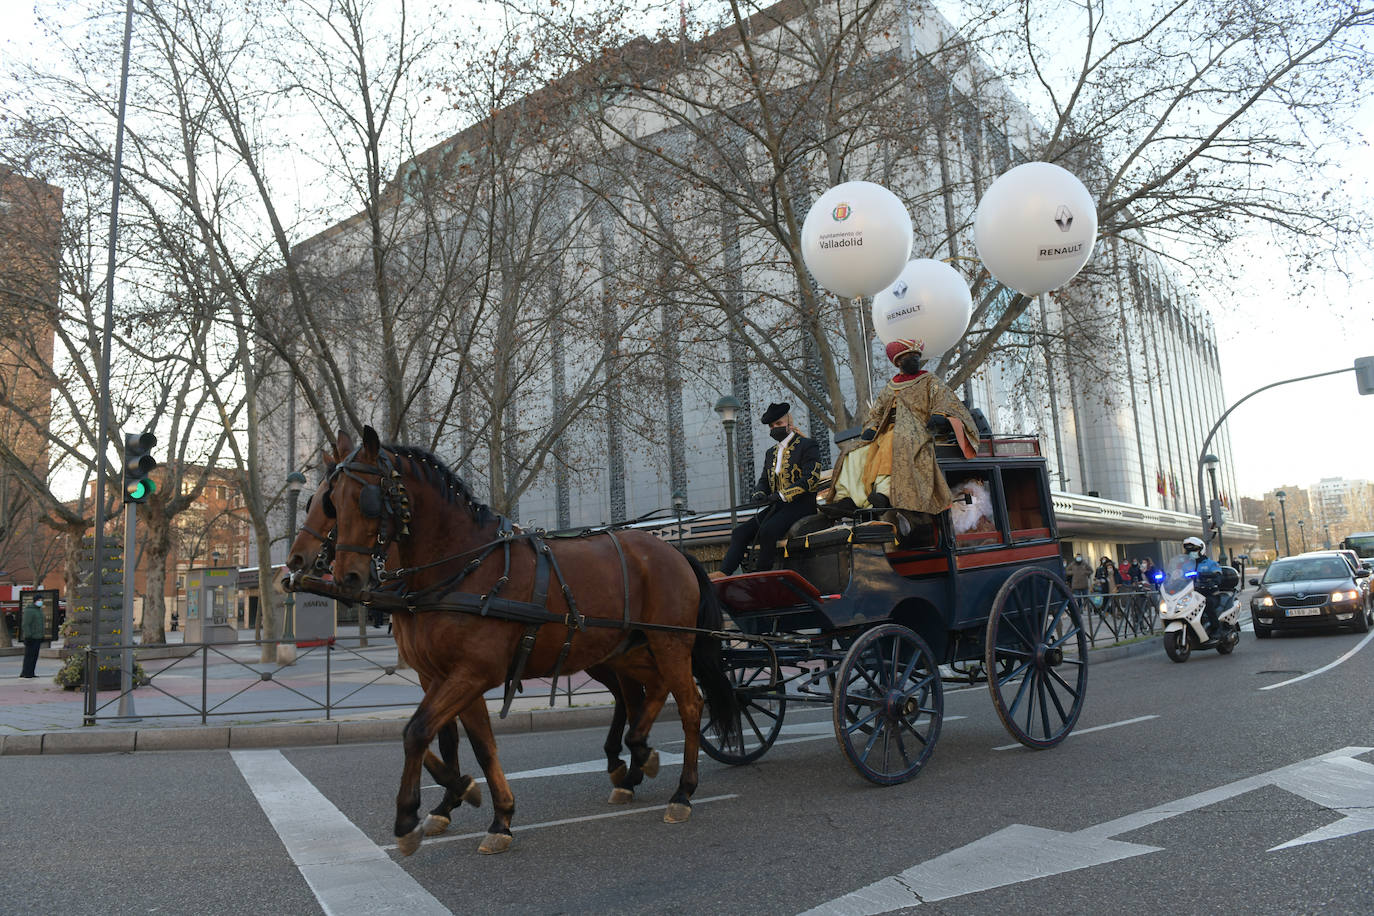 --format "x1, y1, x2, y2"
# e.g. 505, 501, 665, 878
126, 478, 156, 502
